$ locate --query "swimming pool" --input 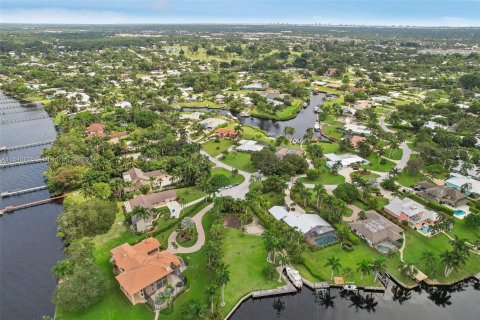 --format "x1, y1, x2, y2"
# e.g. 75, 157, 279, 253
314, 235, 337, 247
420, 226, 431, 235
377, 245, 390, 253
454, 210, 466, 217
